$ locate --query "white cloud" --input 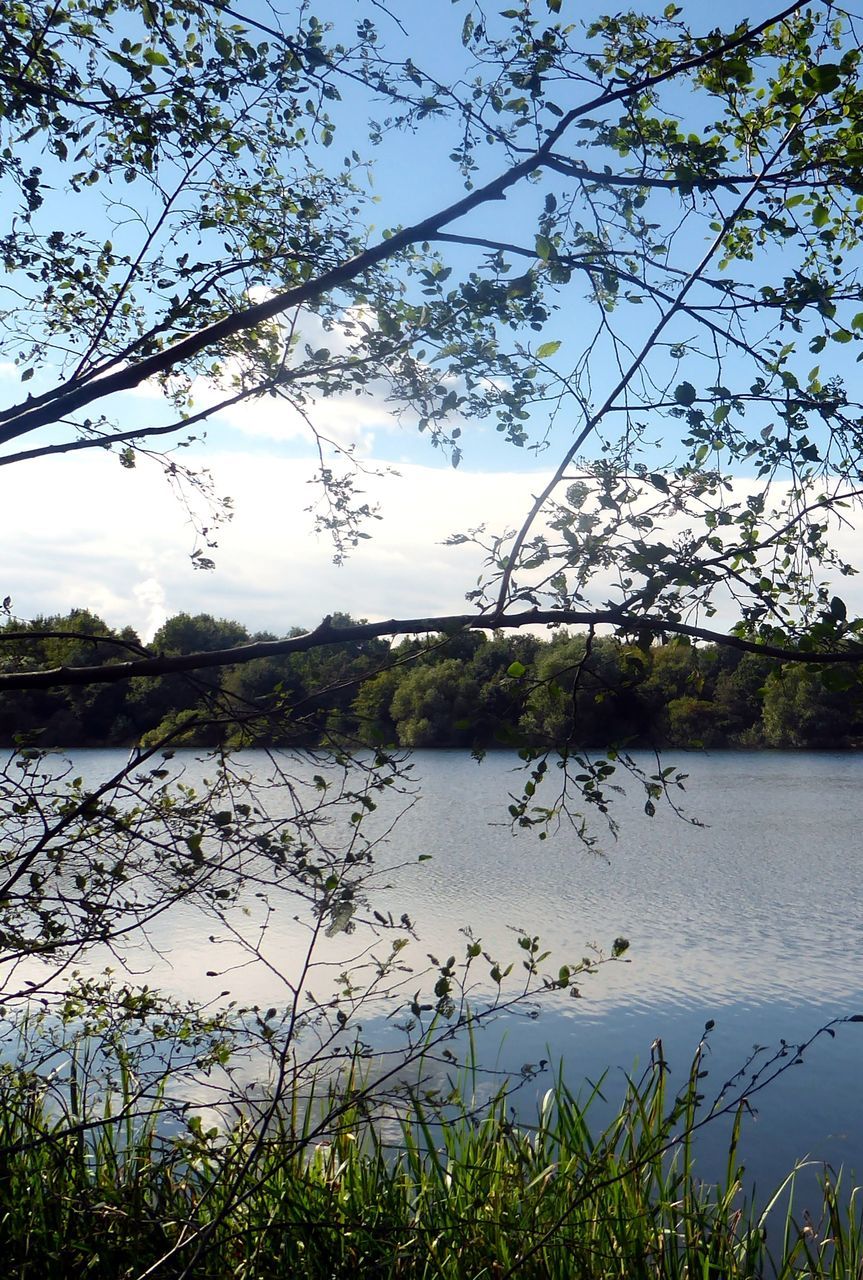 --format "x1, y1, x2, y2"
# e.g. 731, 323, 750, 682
0, 448, 544, 638
119, 307, 450, 457
122, 307, 405, 454
3, 445, 863, 643
212, 385, 387, 453
133, 575, 169, 640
